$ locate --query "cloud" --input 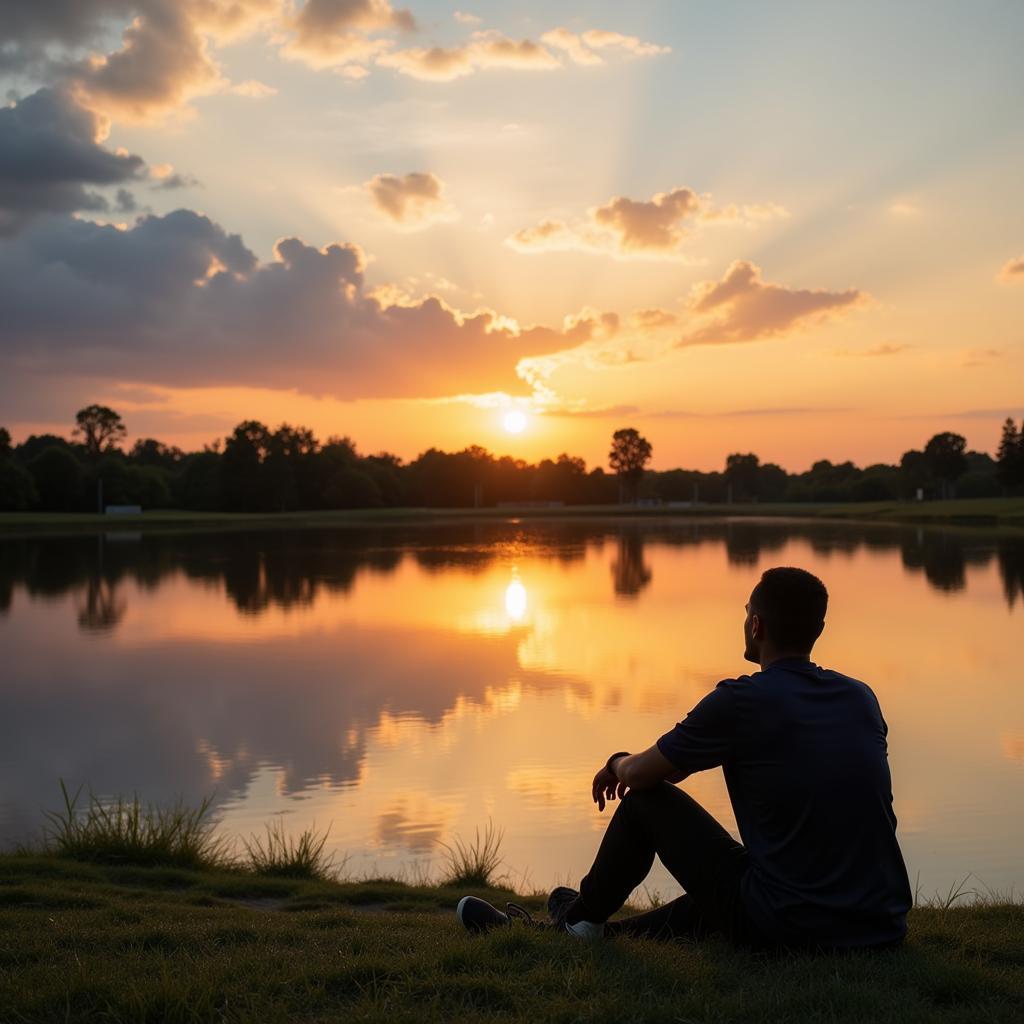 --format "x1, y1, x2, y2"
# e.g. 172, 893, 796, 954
630, 308, 677, 328
997, 255, 1024, 284
0, 0, 137, 73
2, 1, 279, 118
228, 79, 278, 98
0, 208, 594, 401
836, 342, 910, 357
364, 171, 455, 227
453, 11, 482, 27
540, 27, 669, 65
376, 31, 561, 81
280, 0, 413, 70
515, 261, 867, 399
149, 162, 201, 189
152, 171, 201, 191
71, 4, 225, 121
645, 406, 852, 419
594, 188, 702, 251
0, 87, 145, 235
679, 260, 864, 347
961, 347, 1002, 368
542, 404, 640, 419
508, 187, 787, 258
114, 187, 137, 213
